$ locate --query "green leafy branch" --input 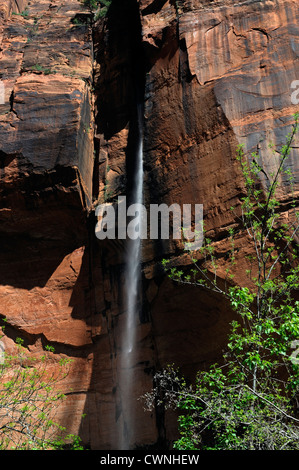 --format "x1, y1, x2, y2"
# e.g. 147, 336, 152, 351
145, 114, 299, 450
